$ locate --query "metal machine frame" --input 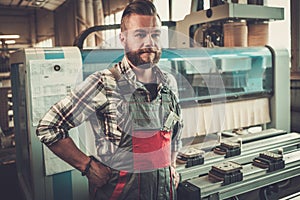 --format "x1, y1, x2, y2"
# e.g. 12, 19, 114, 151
10, 47, 88, 200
